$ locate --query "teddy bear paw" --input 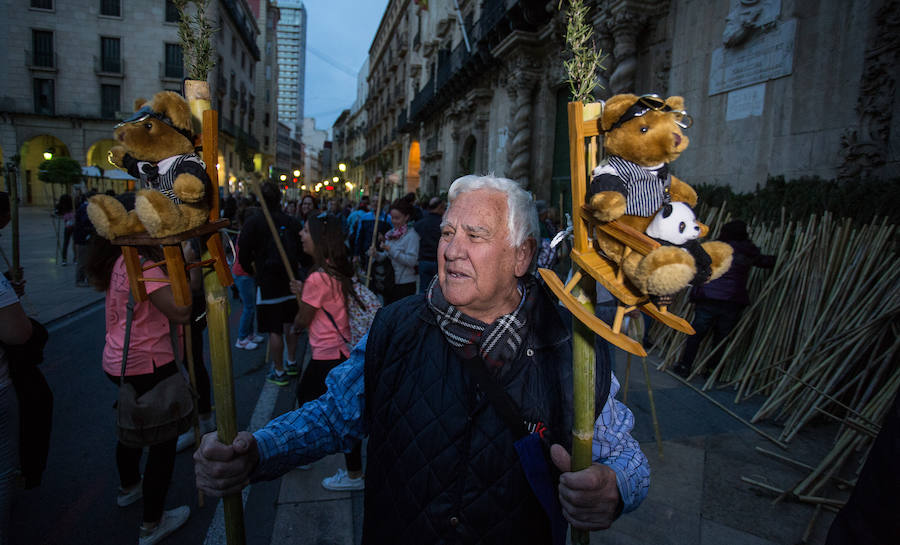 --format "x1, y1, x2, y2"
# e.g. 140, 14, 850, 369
635, 246, 696, 296
588, 191, 627, 223
173, 173, 206, 203
86, 195, 144, 239
136, 190, 183, 237
702, 241, 734, 282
